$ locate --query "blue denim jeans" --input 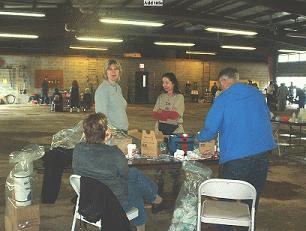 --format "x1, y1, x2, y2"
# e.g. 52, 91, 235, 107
218, 151, 269, 231
121, 167, 158, 226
